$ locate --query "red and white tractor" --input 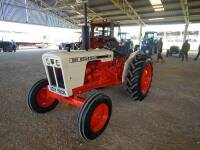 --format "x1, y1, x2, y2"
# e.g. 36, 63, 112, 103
27, 1, 153, 140
90, 19, 119, 49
